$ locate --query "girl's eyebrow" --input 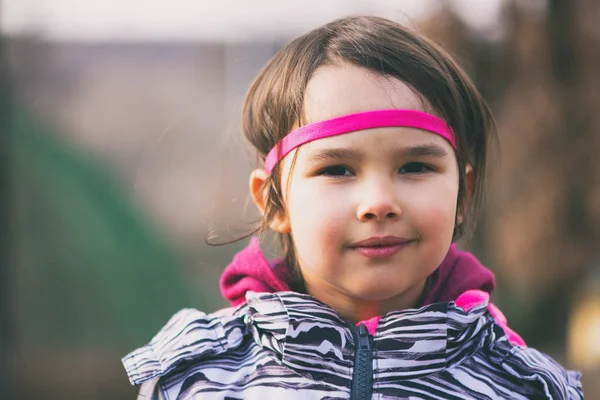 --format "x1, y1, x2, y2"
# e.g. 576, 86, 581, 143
394, 144, 449, 159
307, 148, 361, 162
307, 144, 449, 163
